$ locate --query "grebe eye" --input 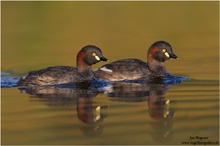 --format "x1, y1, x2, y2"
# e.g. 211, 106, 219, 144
92, 52, 100, 61
165, 52, 170, 58
162, 49, 170, 58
